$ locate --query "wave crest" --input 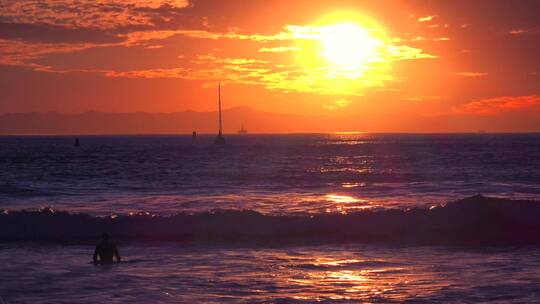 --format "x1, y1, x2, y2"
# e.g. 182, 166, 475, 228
1, 195, 540, 245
